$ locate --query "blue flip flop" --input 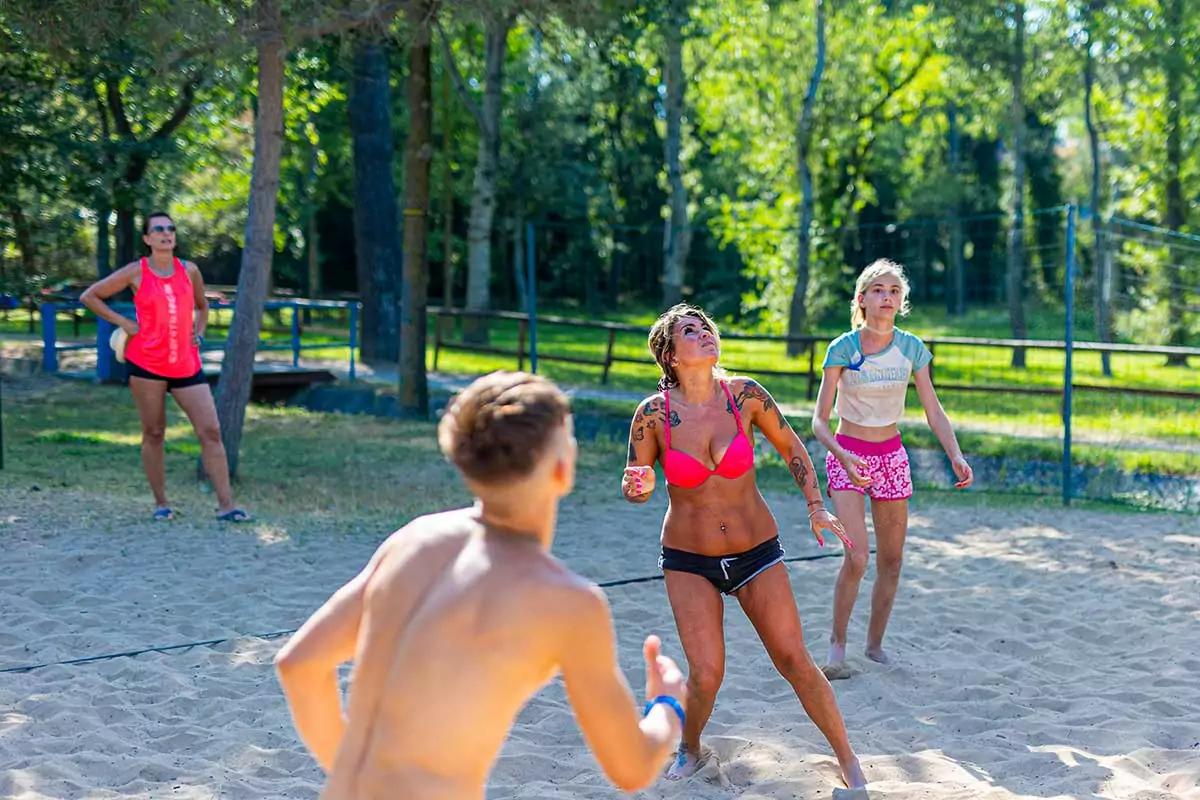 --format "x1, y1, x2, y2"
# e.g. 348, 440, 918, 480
216, 509, 252, 523
153, 507, 175, 521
